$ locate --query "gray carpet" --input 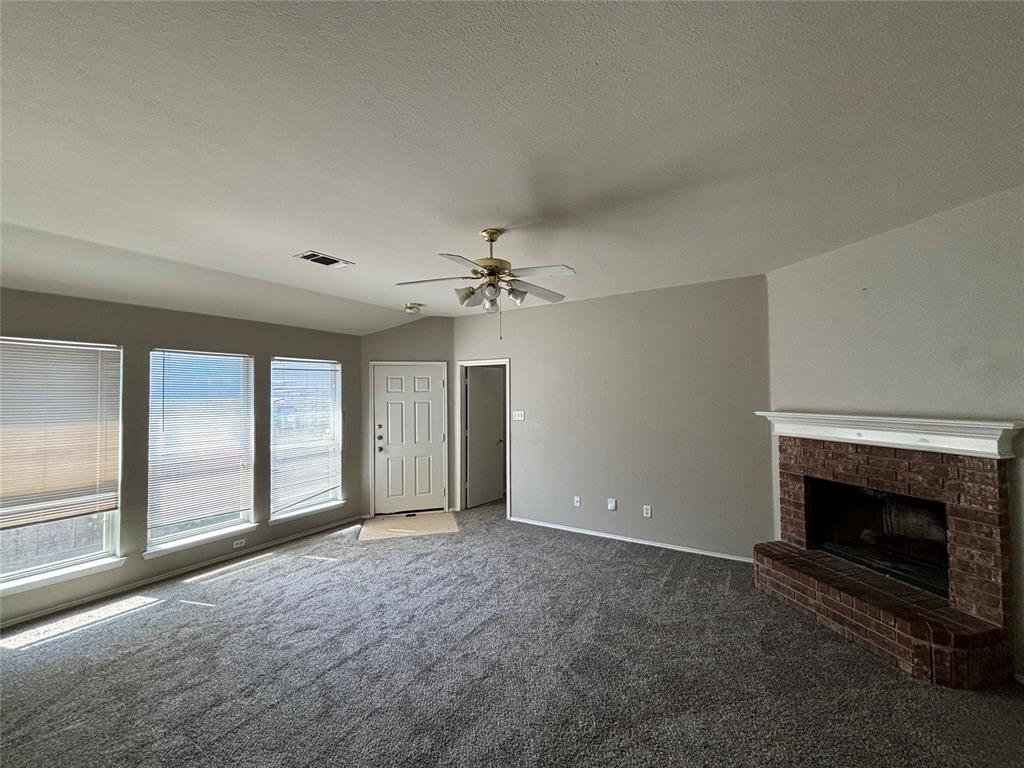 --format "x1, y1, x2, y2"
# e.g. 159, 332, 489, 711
2, 504, 1022, 768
